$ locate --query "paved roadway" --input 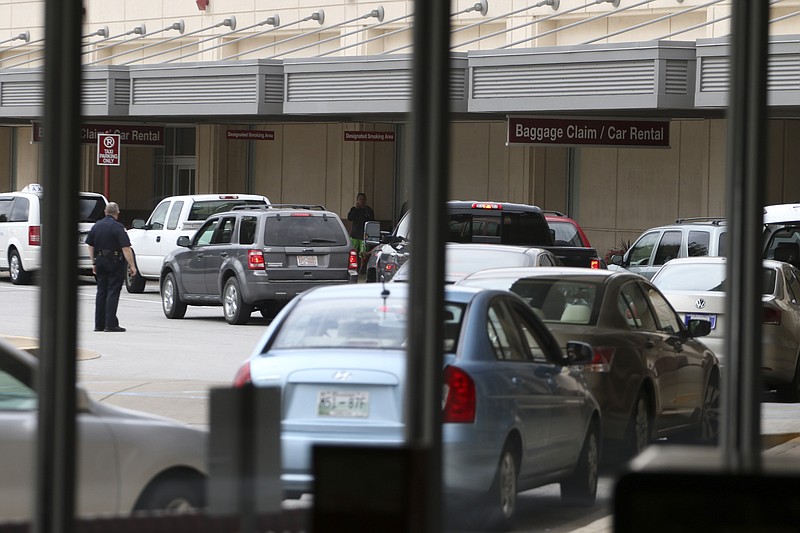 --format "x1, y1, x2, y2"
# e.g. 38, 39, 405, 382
1, 273, 798, 532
